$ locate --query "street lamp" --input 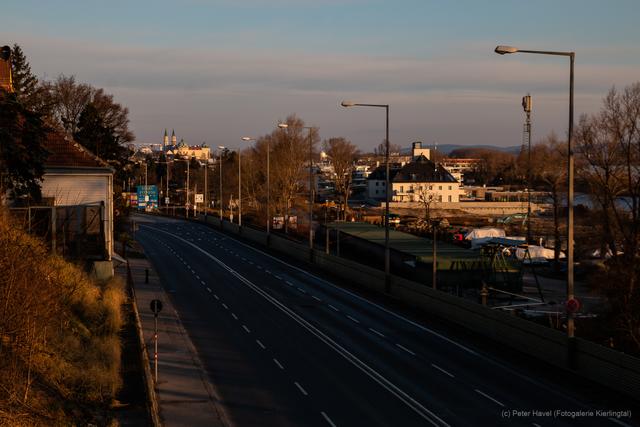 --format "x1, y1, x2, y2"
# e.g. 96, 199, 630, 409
218, 146, 225, 220
341, 100, 391, 292
495, 44, 577, 356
